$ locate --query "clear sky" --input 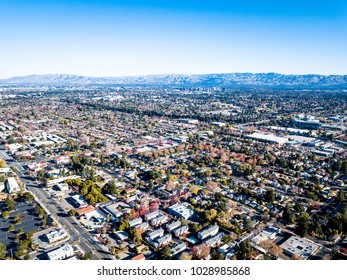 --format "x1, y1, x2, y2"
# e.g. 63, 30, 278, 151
0, 0, 346, 78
